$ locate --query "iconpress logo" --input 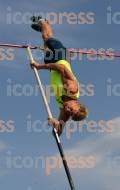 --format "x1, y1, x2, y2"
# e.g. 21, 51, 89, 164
107, 6, 120, 24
